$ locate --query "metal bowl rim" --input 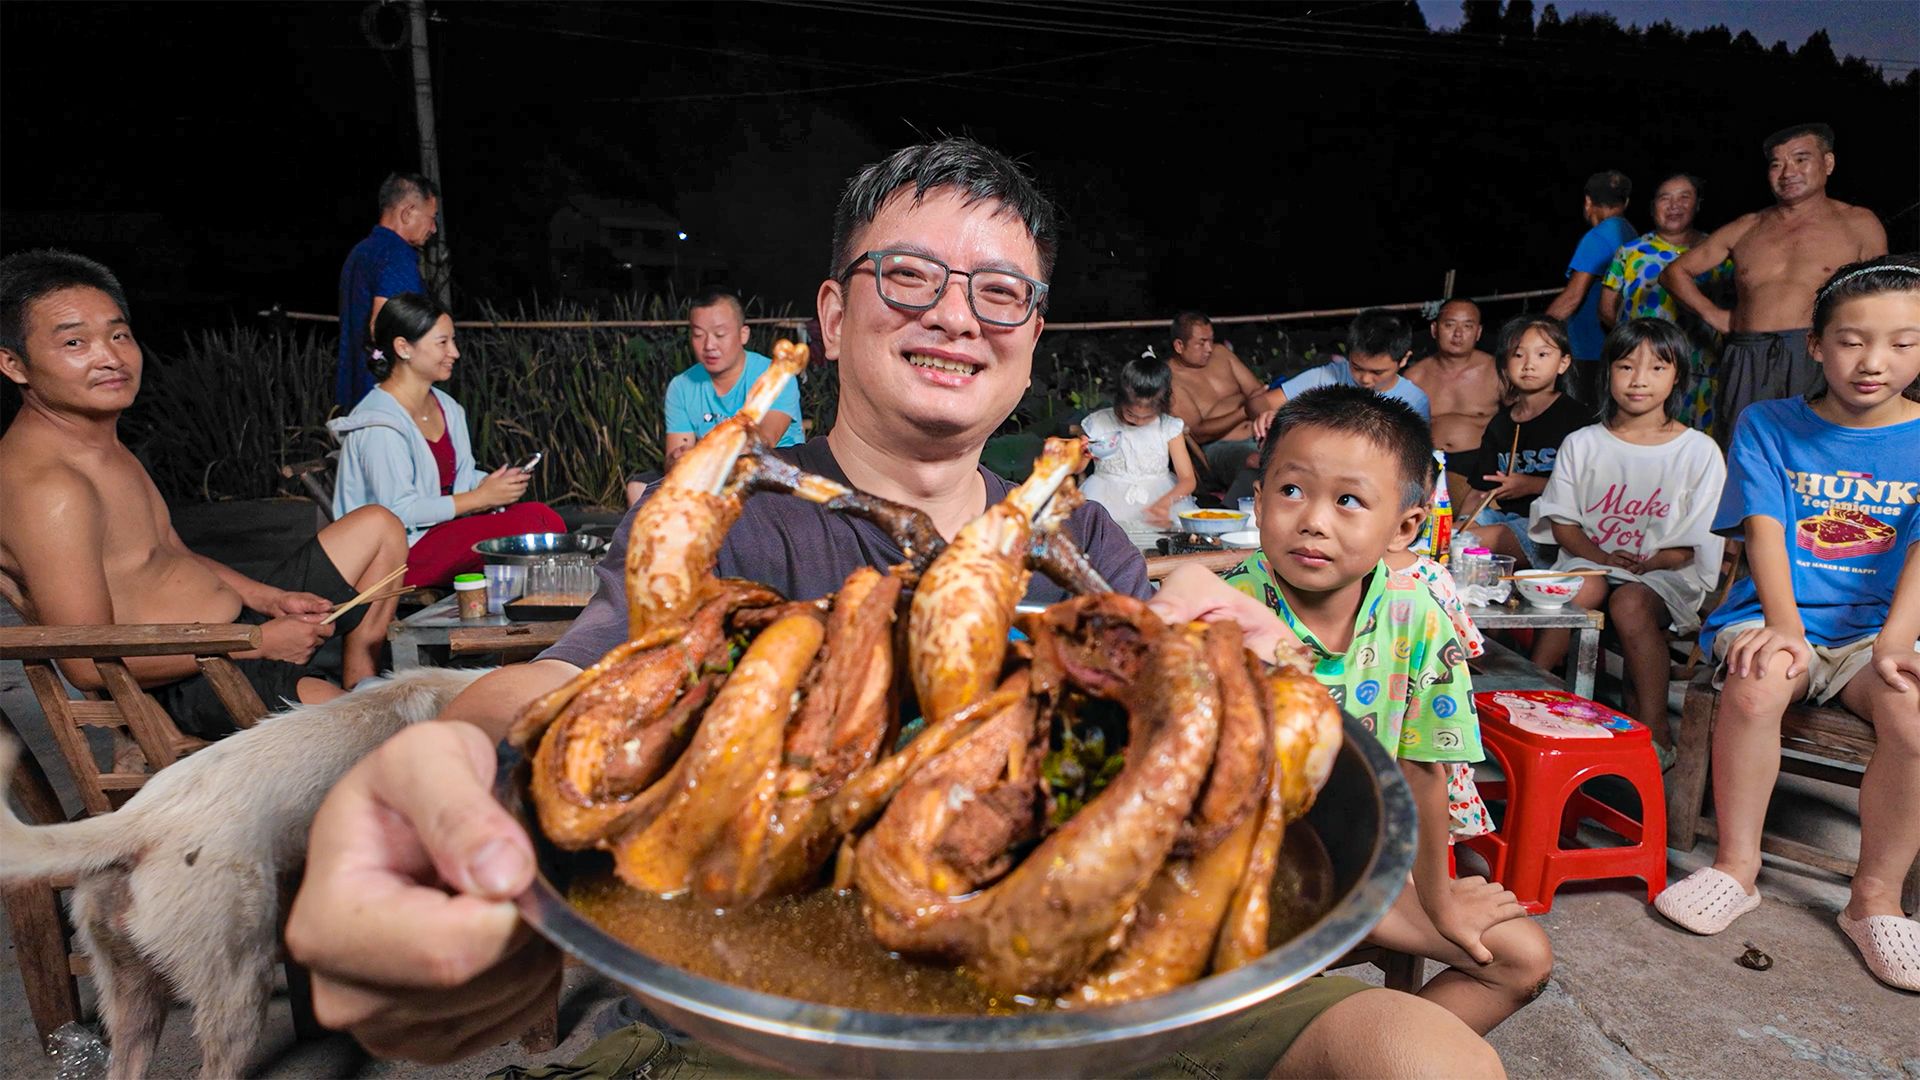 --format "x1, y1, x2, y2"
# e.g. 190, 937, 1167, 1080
500, 717, 1413, 1055
471, 532, 611, 559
